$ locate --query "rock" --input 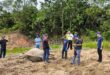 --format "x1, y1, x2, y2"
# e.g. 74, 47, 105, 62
25, 48, 44, 62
